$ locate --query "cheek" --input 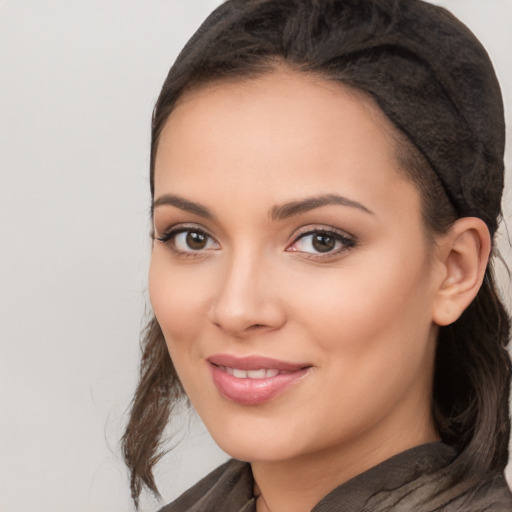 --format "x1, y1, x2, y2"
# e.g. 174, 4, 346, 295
289, 247, 435, 362
288, 260, 436, 430
148, 251, 211, 350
